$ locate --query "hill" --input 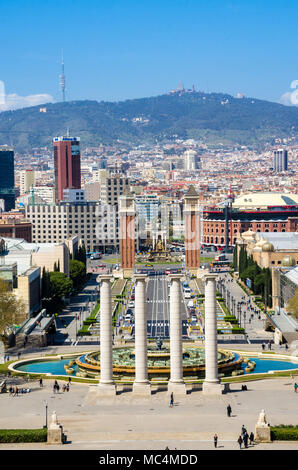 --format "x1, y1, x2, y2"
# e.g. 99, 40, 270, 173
0, 91, 297, 151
